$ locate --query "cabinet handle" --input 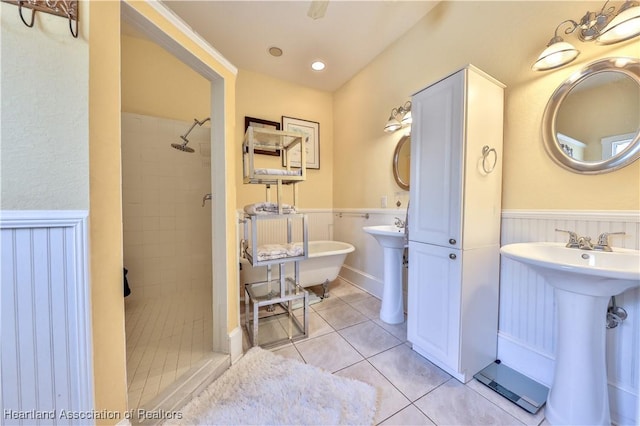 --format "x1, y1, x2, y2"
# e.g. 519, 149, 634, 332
449, 253, 457, 260
449, 238, 456, 245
